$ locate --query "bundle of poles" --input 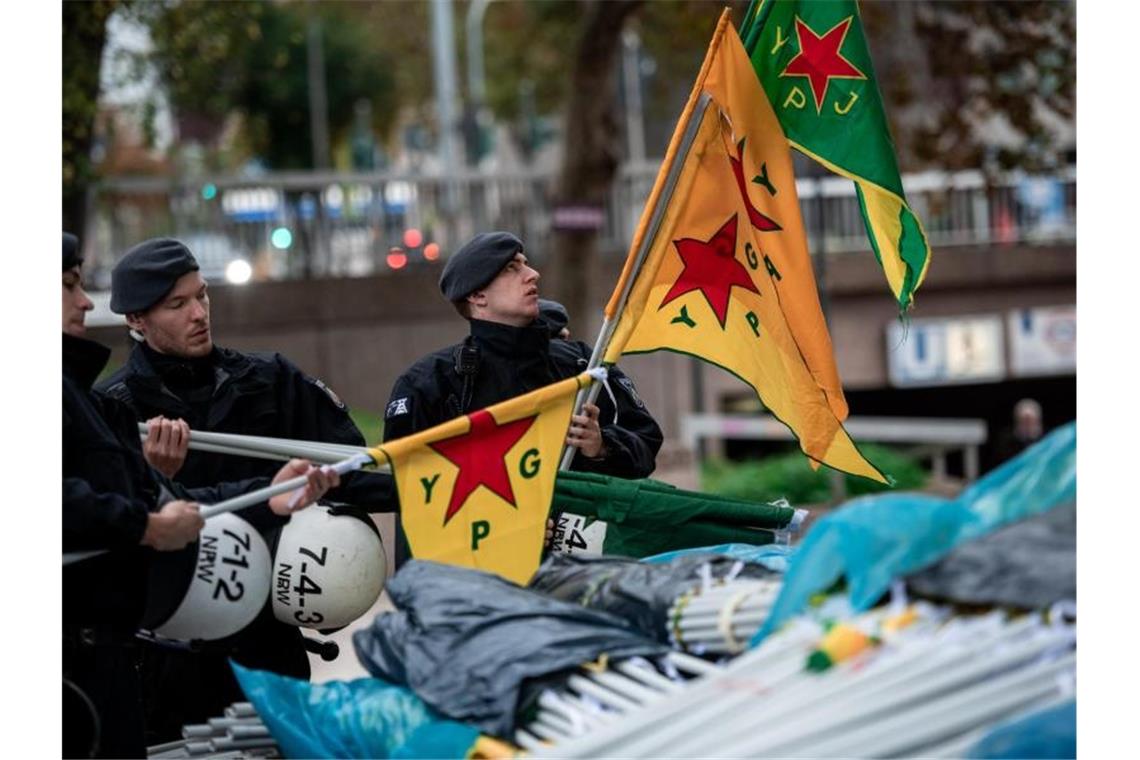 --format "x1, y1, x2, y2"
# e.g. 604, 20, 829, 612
515, 651, 722, 751
147, 702, 278, 759
668, 577, 784, 656
528, 602, 1076, 758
